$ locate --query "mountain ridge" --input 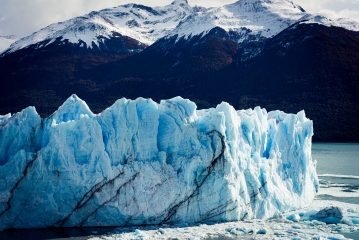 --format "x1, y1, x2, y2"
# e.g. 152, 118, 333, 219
0, 0, 359, 142
2, 0, 359, 56
1, 0, 198, 55
0, 35, 19, 54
